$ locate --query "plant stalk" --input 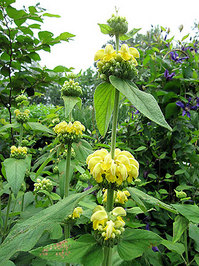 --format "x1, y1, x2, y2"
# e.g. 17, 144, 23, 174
103, 34, 120, 266
19, 123, 23, 146
64, 143, 72, 198
184, 228, 189, 264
